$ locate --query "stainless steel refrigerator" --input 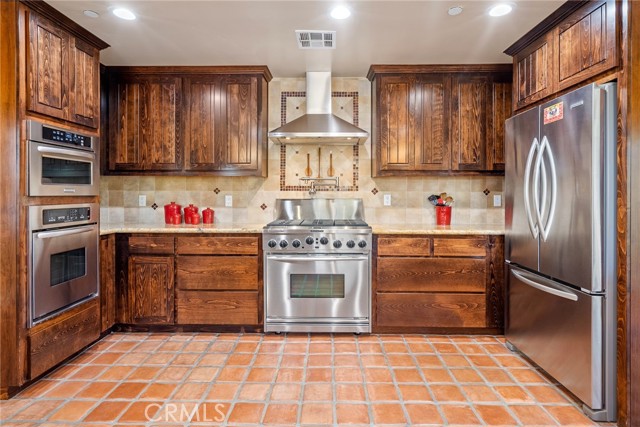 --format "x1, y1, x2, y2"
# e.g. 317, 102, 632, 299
505, 82, 617, 422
